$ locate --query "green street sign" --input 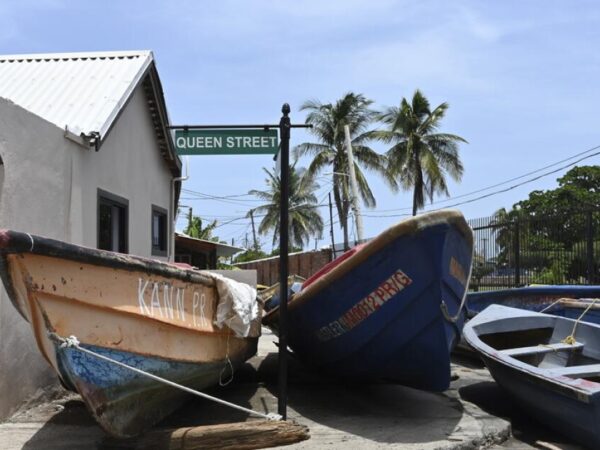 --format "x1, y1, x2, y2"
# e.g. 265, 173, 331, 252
175, 129, 279, 155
